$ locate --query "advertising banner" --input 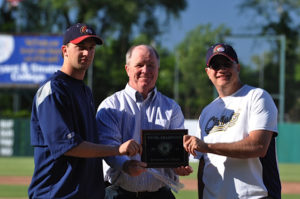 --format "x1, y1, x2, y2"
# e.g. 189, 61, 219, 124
0, 34, 63, 87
